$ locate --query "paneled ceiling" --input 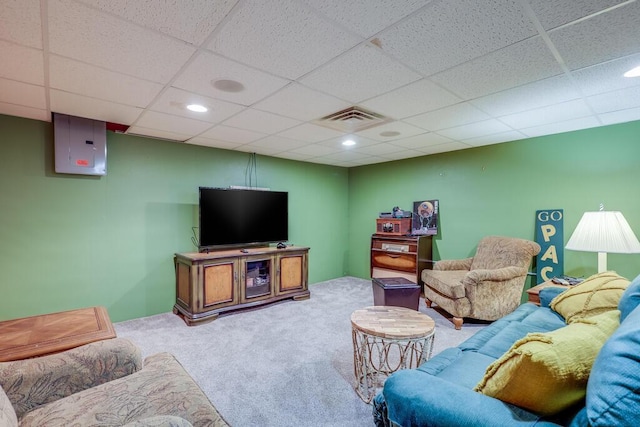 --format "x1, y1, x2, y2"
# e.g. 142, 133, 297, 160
2, 0, 640, 167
